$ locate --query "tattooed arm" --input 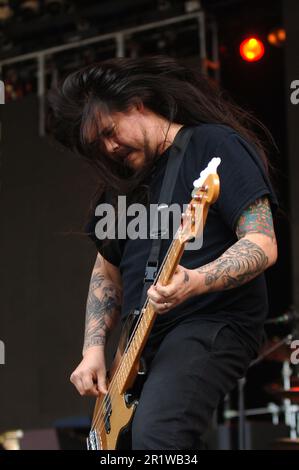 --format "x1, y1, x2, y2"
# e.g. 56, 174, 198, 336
148, 197, 277, 313
70, 253, 122, 396
194, 196, 278, 293
83, 253, 122, 354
